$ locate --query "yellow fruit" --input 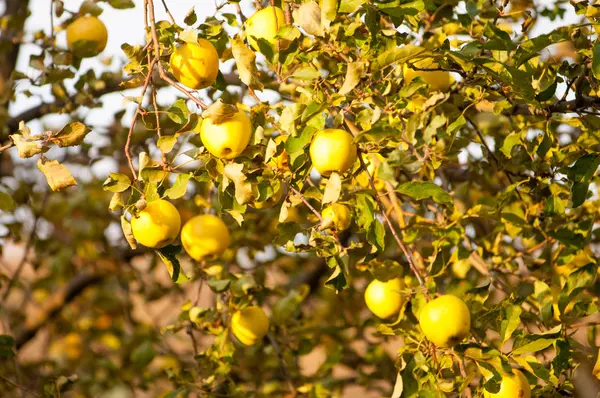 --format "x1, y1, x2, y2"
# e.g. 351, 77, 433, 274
419, 295, 470, 347
251, 182, 286, 209
66, 16, 108, 58
181, 214, 230, 261
309, 129, 357, 175
245, 6, 286, 50
169, 39, 219, 89
131, 199, 181, 248
231, 306, 270, 345
403, 58, 452, 92
200, 108, 252, 159
321, 203, 352, 231
355, 154, 386, 190
483, 369, 531, 398
364, 278, 406, 319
